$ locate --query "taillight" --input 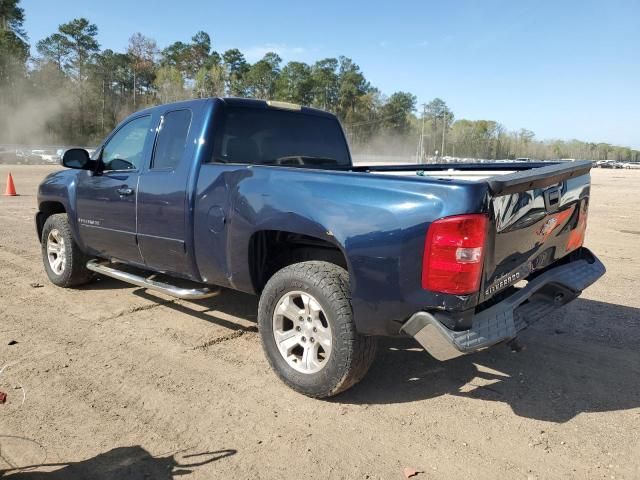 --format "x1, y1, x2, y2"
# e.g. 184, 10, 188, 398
422, 214, 488, 295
